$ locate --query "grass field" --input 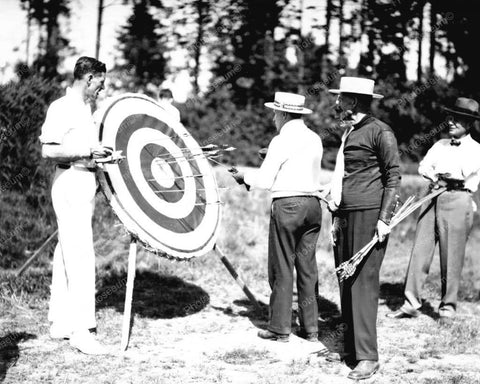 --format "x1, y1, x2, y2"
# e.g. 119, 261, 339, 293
1, 168, 480, 384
